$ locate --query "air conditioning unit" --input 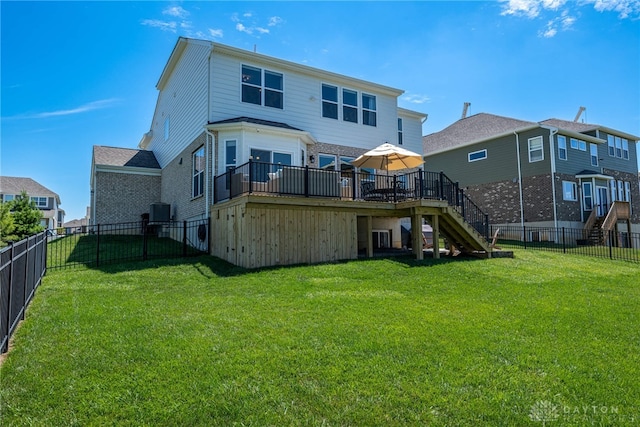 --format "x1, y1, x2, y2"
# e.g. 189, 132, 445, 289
149, 203, 171, 223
